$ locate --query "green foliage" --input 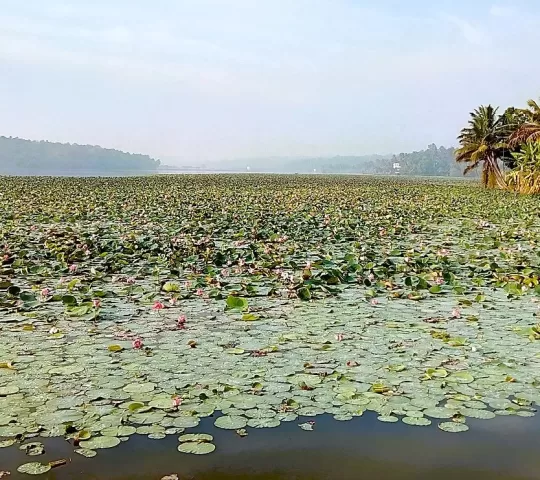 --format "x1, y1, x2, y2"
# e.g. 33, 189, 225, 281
0, 136, 160, 174
509, 98, 540, 147
506, 141, 540, 194
455, 105, 509, 188
315, 145, 461, 177
457, 97, 540, 193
